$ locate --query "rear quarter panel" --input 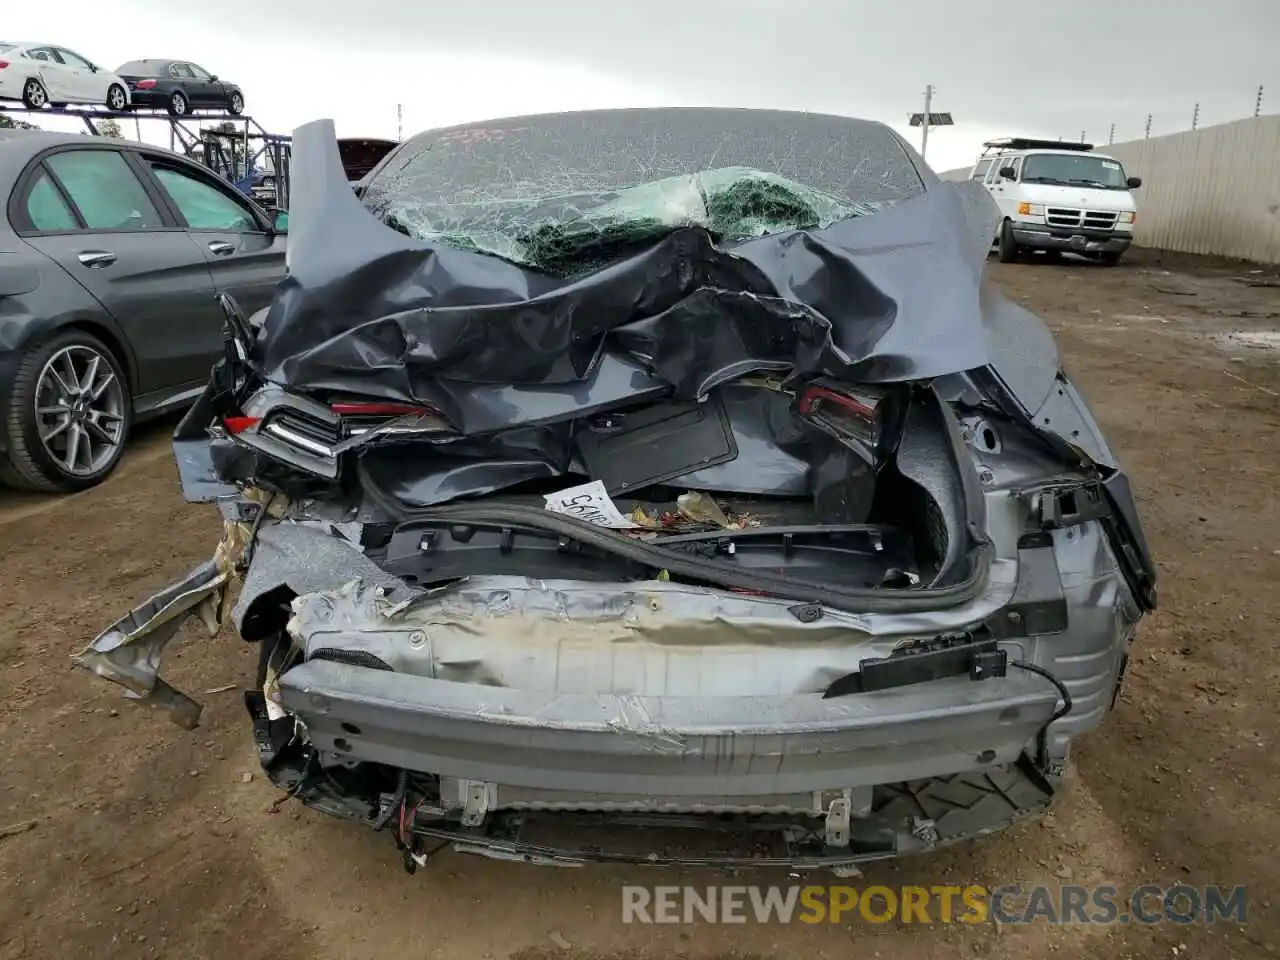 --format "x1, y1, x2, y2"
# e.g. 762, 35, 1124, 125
0, 246, 136, 452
